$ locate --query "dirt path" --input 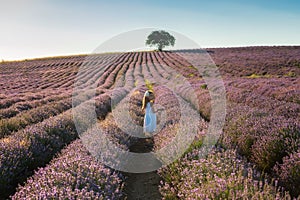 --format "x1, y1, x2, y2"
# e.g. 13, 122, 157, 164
123, 138, 162, 200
